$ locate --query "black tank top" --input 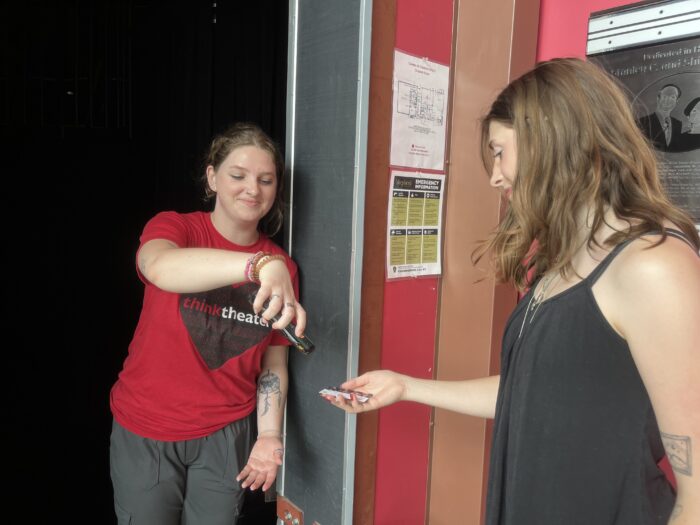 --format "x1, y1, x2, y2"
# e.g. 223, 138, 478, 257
485, 230, 694, 524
